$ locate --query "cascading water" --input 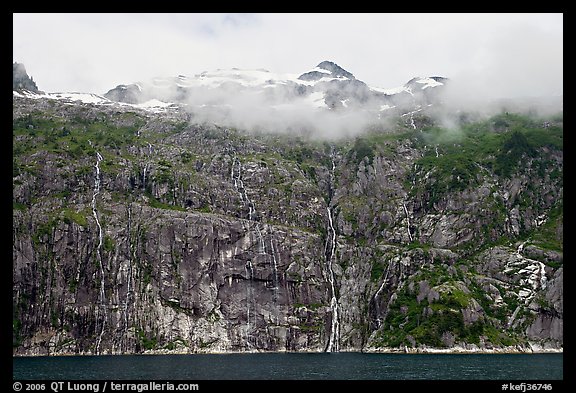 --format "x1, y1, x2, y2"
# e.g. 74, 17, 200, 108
256, 224, 265, 255
507, 240, 549, 329
373, 261, 394, 329
516, 241, 548, 294
123, 204, 134, 352
244, 260, 254, 349
142, 164, 149, 190
325, 206, 340, 352
231, 157, 256, 220
230, 155, 277, 348
89, 145, 107, 354
269, 236, 279, 300
402, 202, 414, 242
324, 149, 340, 352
